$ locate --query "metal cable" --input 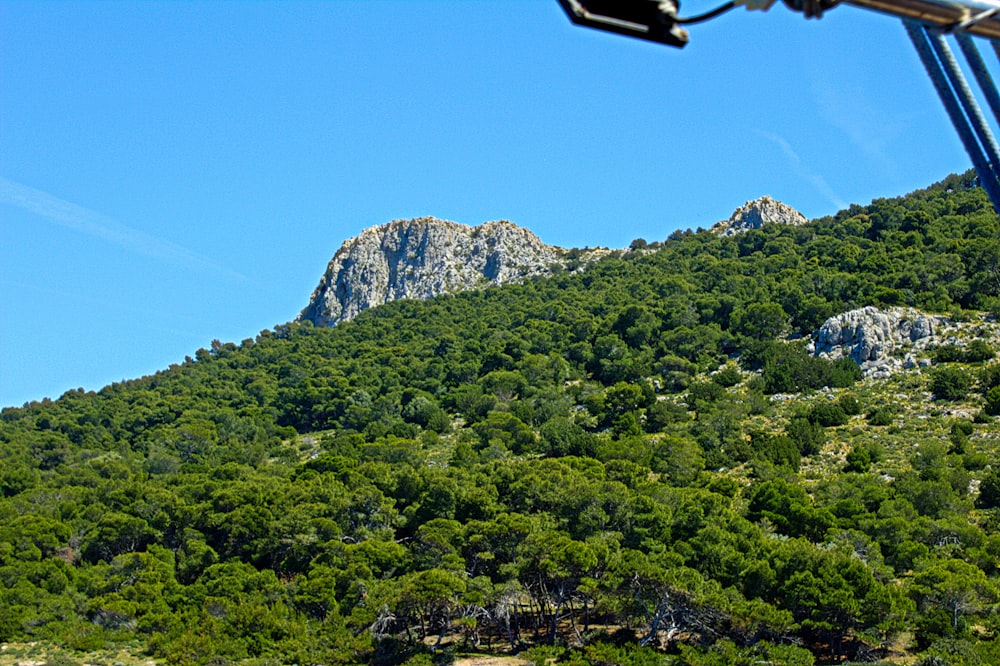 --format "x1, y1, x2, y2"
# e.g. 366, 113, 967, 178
675, 2, 738, 24
955, 33, 1000, 126
905, 20, 1000, 212
927, 30, 1000, 178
